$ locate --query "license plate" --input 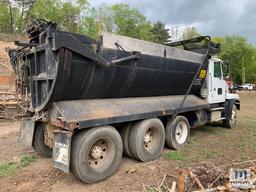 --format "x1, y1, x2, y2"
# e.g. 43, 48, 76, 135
53, 131, 72, 173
